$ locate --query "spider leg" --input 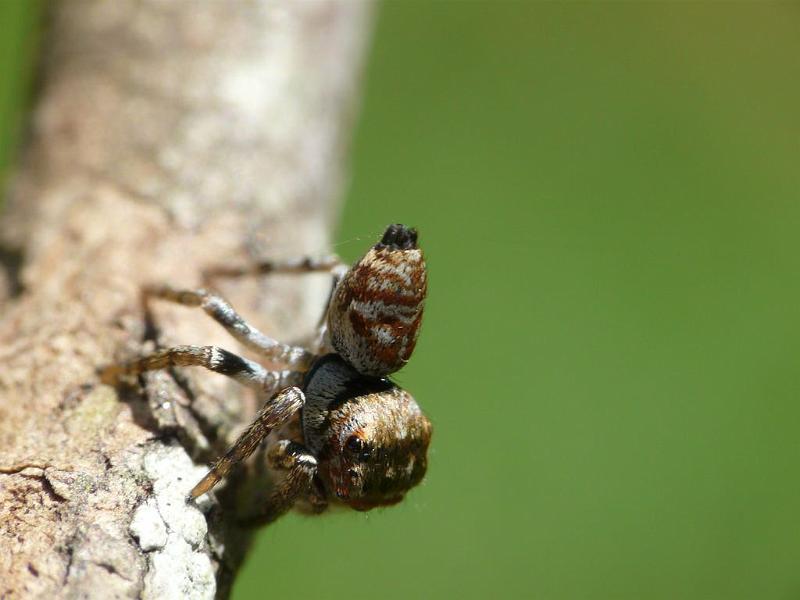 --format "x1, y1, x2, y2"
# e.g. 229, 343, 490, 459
142, 285, 314, 369
311, 263, 349, 353
99, 344, 301, 396
202, 256, 348, 354
202, 255, 344, 281
240, 440, 322, 526
189, 386, 305, 499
